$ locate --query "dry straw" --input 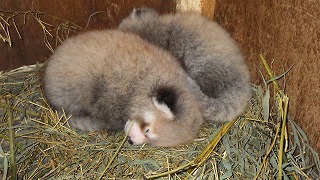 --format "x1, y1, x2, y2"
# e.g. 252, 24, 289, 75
0, 11, 319, 179
0, 11, 82, 51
